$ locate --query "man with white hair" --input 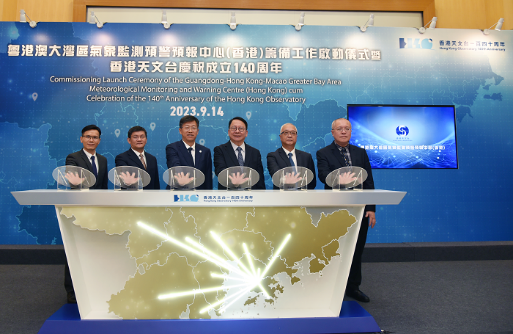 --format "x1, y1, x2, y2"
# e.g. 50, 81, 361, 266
317, 117, 376, 303
267, 123, 316, 189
